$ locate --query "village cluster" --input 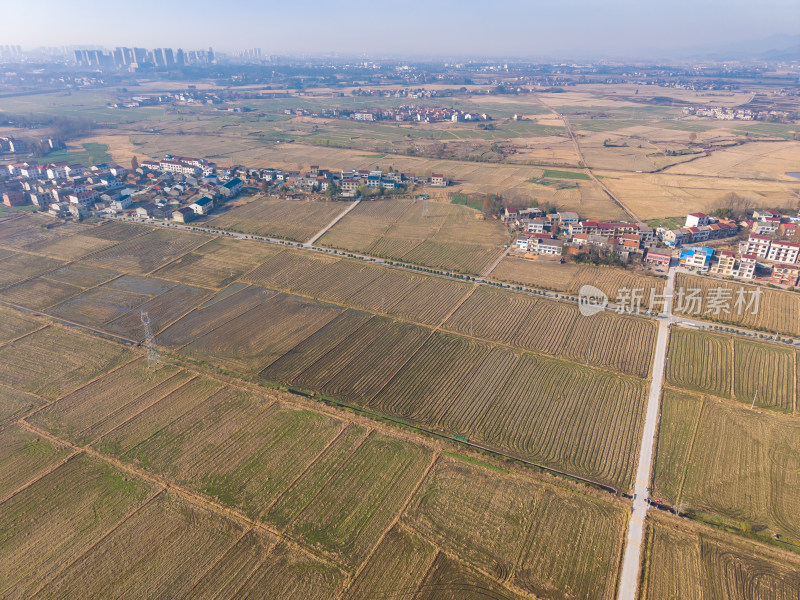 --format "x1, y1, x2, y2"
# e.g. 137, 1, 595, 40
0, 154, 448, 222
507, 207, 800, 288
681, 105, 793, 121
292, 105, 492, 123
